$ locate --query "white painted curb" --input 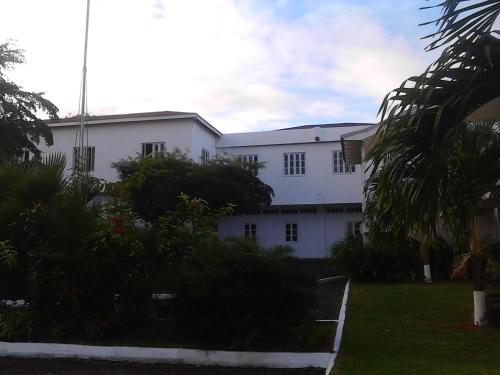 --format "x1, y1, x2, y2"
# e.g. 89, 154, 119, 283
324, 278, 351, 375
0, 342, 332, 369
317, 275, 348, 283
